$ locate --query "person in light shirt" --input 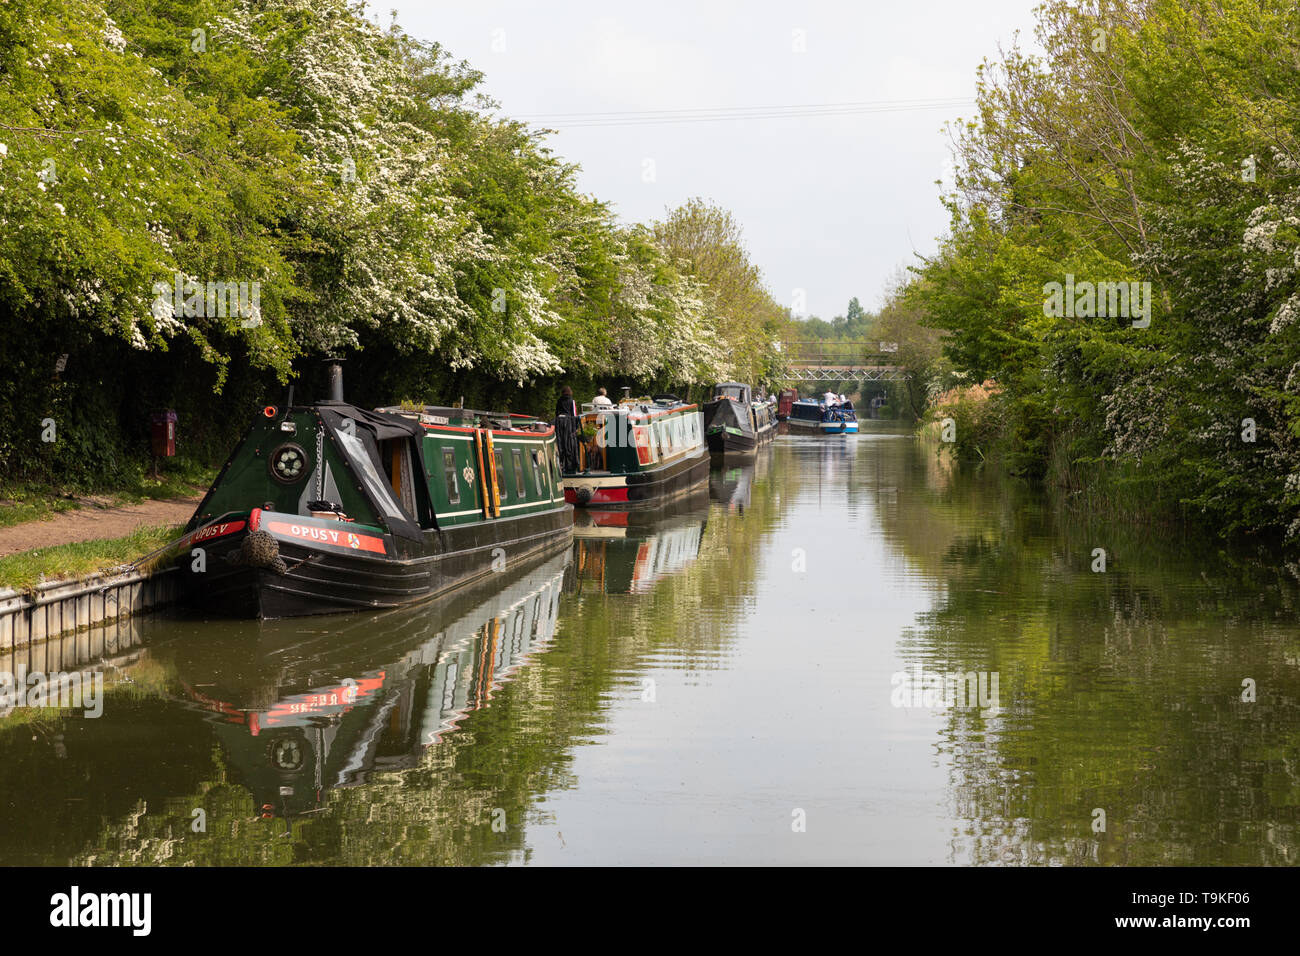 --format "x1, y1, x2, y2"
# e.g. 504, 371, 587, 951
592, 387, 613, 407
822, 390, 836, 405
